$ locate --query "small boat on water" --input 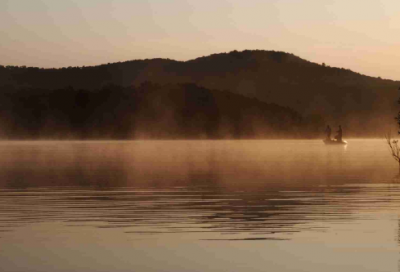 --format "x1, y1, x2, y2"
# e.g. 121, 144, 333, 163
323, 139, 347, 145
